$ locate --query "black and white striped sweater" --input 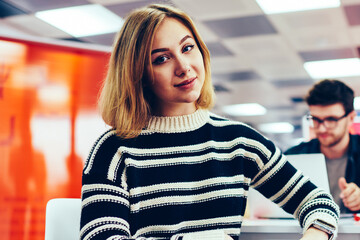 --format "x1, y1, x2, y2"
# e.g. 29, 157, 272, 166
80, 109, 339, 240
